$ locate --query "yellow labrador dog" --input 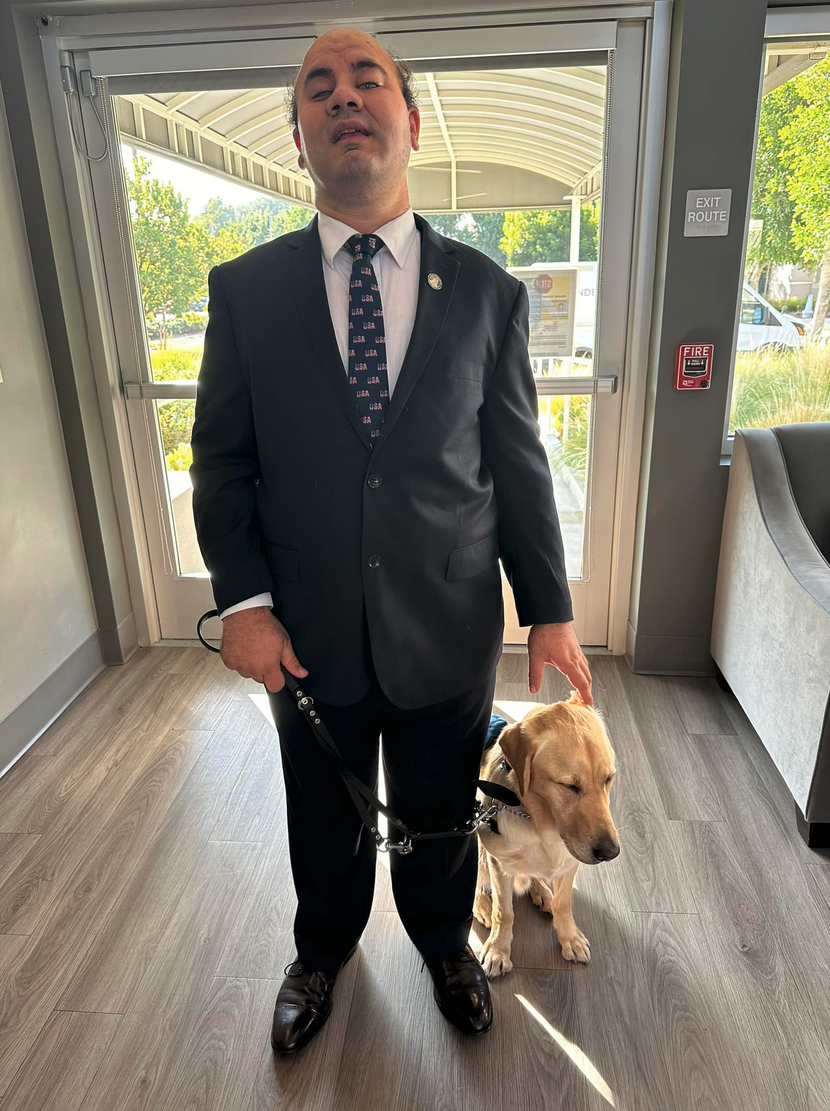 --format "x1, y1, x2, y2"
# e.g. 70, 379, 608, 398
473, 693, 620, 977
